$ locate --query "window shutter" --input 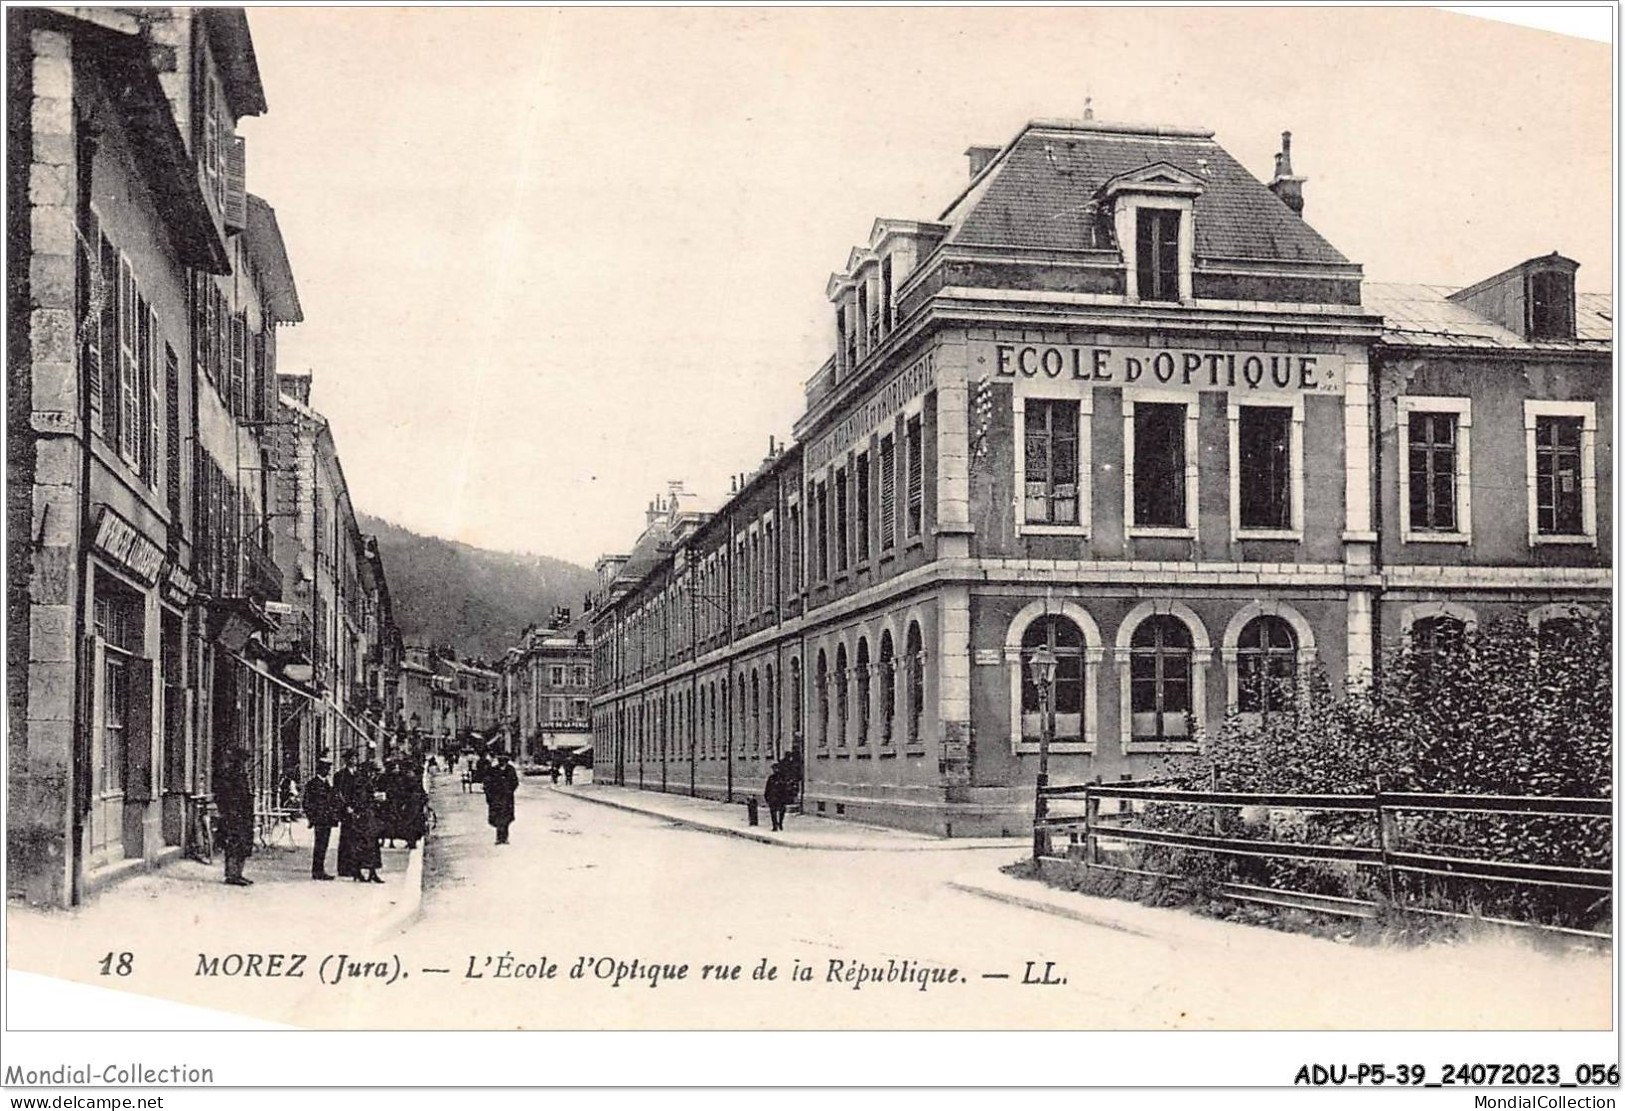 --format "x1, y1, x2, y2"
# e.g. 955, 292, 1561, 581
906, 418, 923, 535
135, 295, 150, 480
211, 286, 226, 388
230, 312, 246, 419
118, 258, 138, 464
224, 136, 247, 233
166, 346, 181, 523
100, 236, 119, 443
251, 330, 265, 422
80, 211, 103, 437
145, 303, 161, 489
